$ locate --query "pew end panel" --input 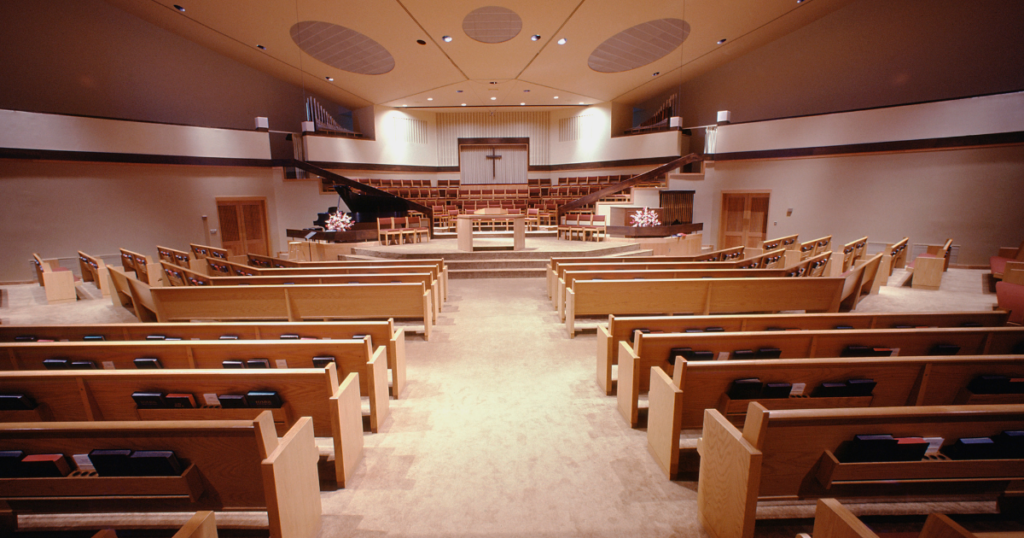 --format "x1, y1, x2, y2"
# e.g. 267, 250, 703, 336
330, 372, 365, 487
259, 416, 323, 538
647, 366, 684, 478
107, 267, 135, 310
616, 340, 644, 425
173, 511, 218, 538
597, 322, 615, 395
366, 345, 391, 433
126, 275, 160, 323
697, 406, 765, 538
809, 498, 880, 538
